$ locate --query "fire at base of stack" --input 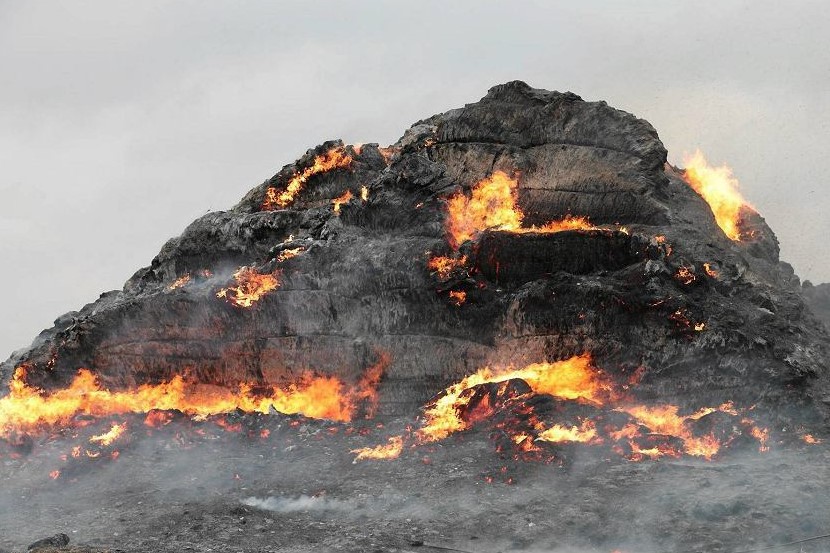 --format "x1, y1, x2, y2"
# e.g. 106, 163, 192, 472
2, 81, 830, 553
